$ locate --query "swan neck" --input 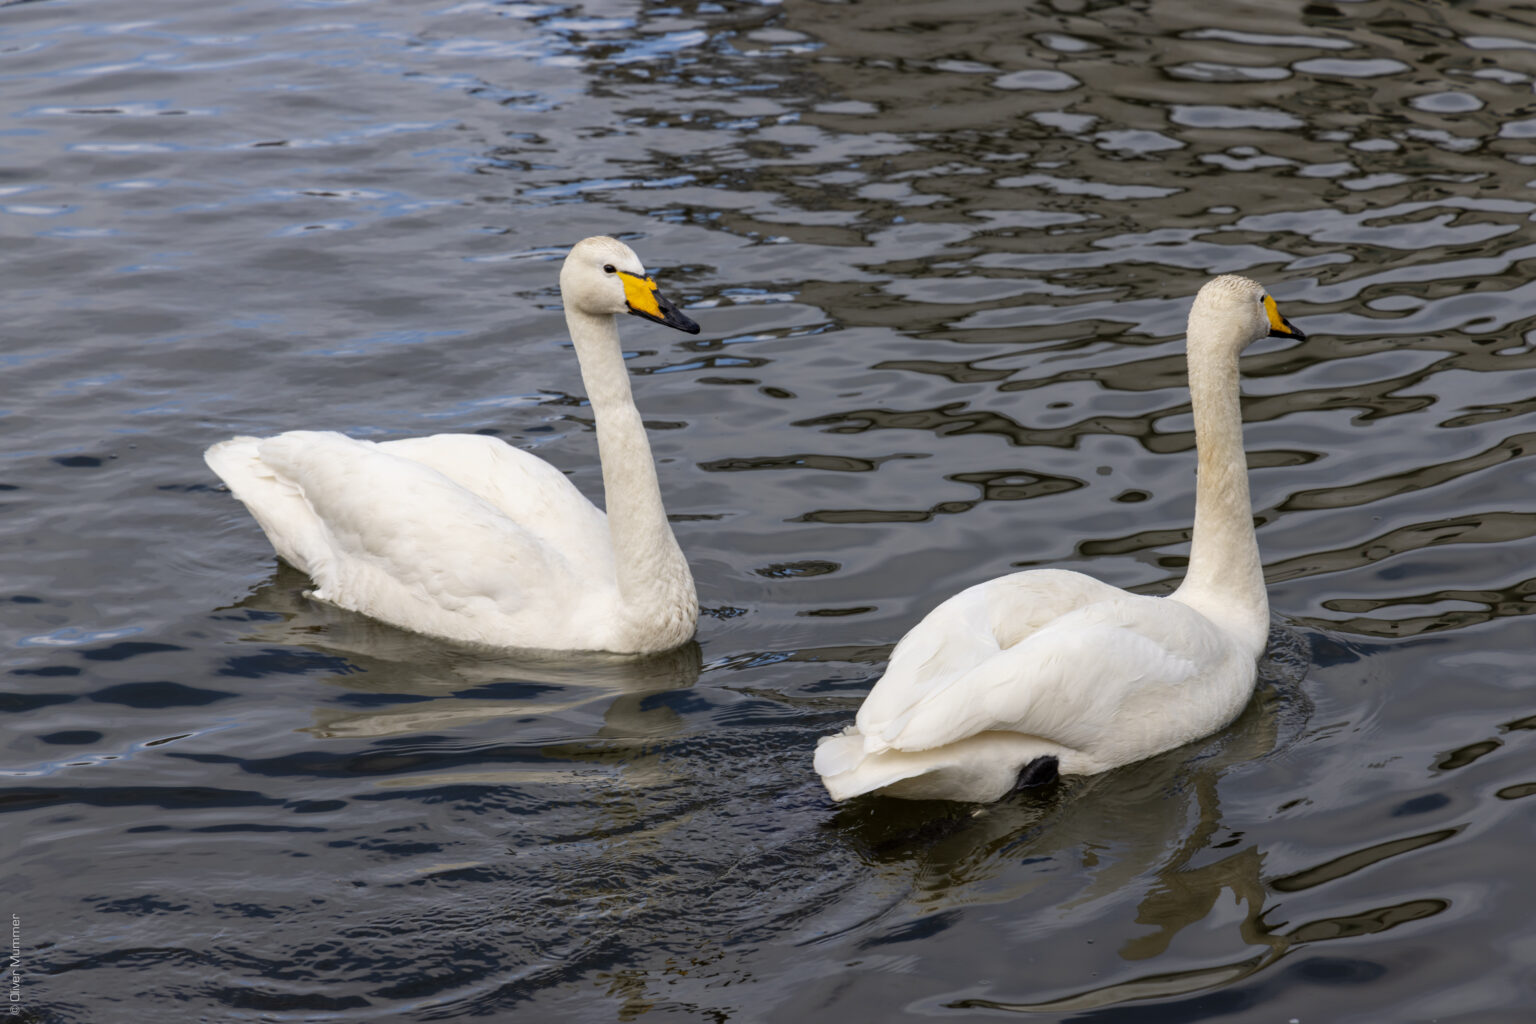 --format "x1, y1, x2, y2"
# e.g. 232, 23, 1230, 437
1173, 332, 1268, 651
564, 307, 697, 648
566, 308, 633, 411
